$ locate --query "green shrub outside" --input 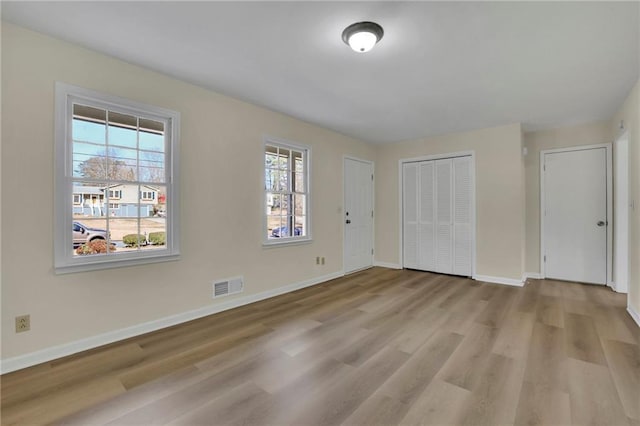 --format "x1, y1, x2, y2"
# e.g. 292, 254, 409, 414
123, 234, 146, 247
148, 232, 166, 245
